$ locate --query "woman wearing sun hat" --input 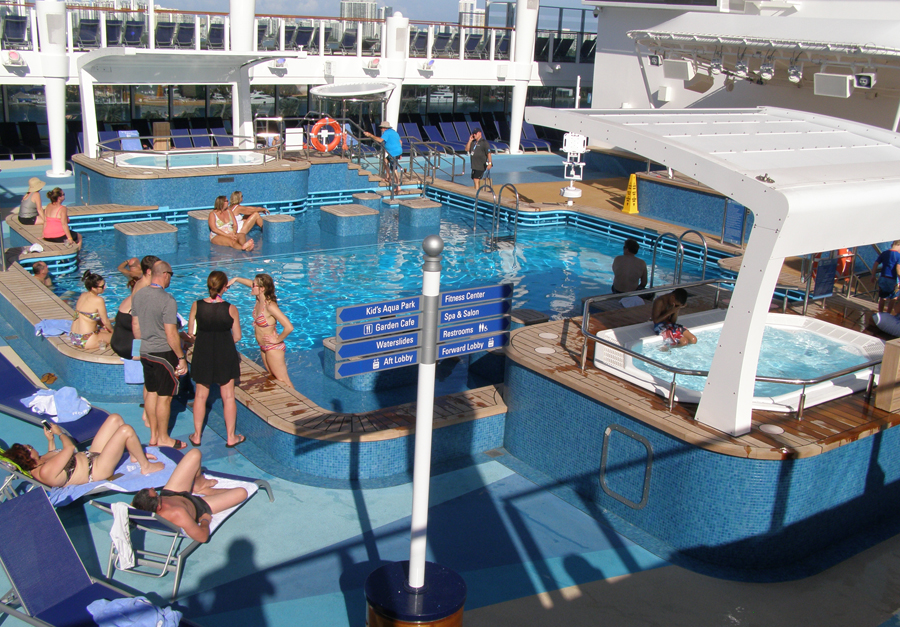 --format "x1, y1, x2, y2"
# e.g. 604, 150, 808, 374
17, 177, 45, 225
